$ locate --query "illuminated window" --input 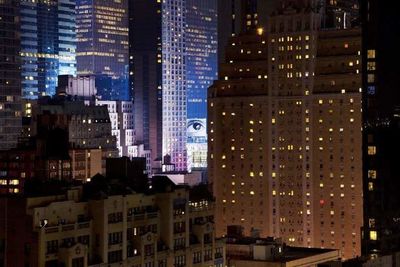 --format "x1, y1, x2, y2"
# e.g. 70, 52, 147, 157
367, 62, 376, 71
369, 218, 375, 228
368, 170, 377, 179
368, 146, 376, 155
368, 182, 374, 191
370, 230, 377, 241
368, 49, 376, 59
368, 74, 375, 83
